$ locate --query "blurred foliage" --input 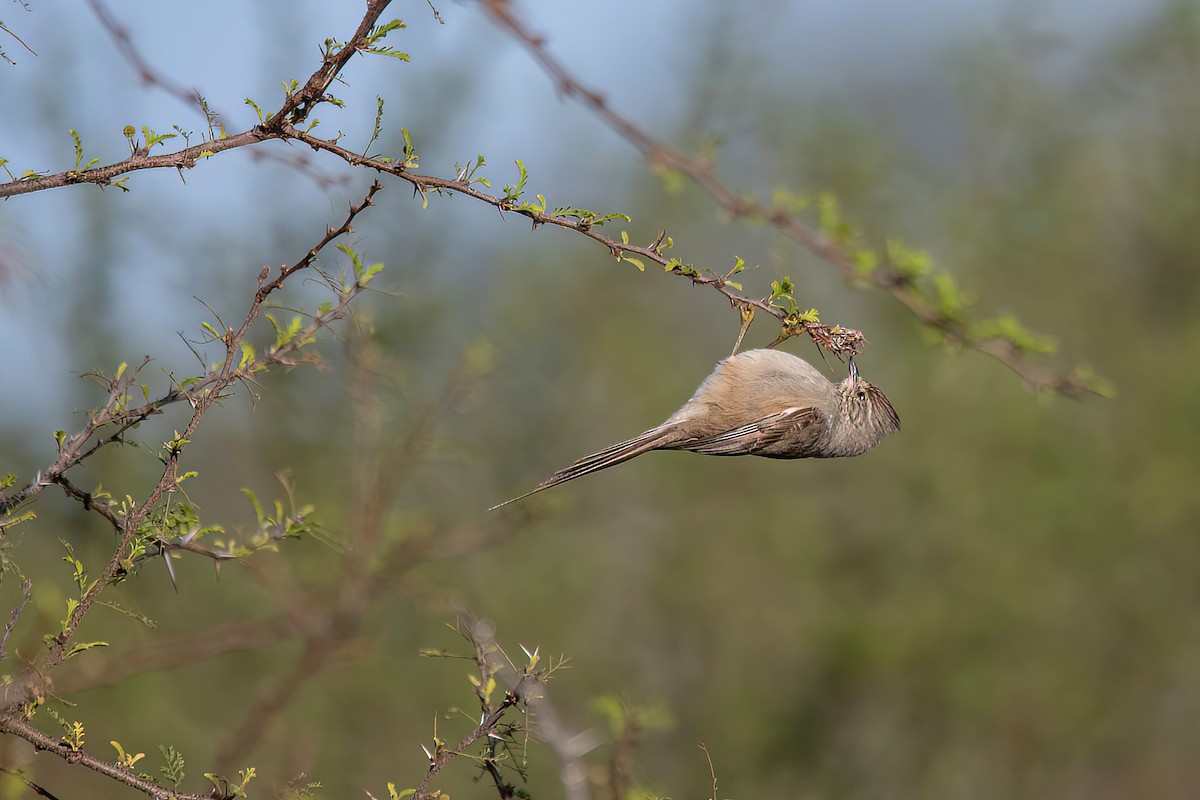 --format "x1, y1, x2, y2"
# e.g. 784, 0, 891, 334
2, 2, 1200, 800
